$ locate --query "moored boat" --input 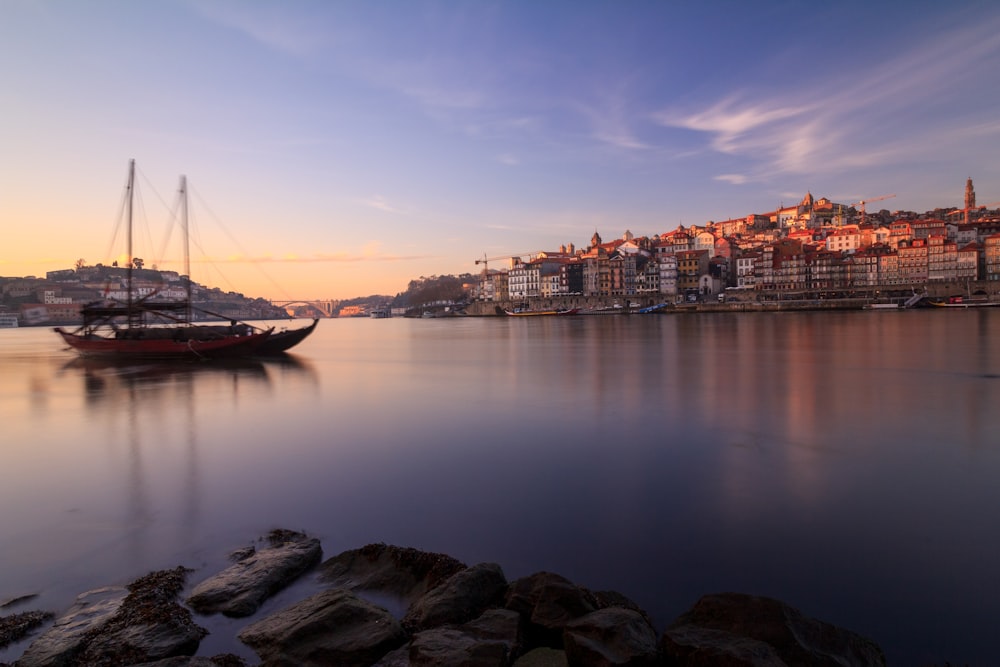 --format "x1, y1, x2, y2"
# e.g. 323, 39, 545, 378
54, 161, 272, 360
251, 318, 319, 355
0, 313, 18, 328
927, 295, 999, 308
